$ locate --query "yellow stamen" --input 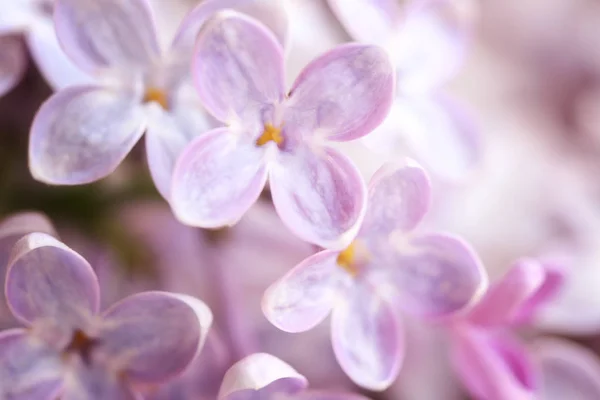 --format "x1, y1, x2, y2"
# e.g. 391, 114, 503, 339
143, 87, 169, 109
256, 124, 284, 147
337, 242, 358, 276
